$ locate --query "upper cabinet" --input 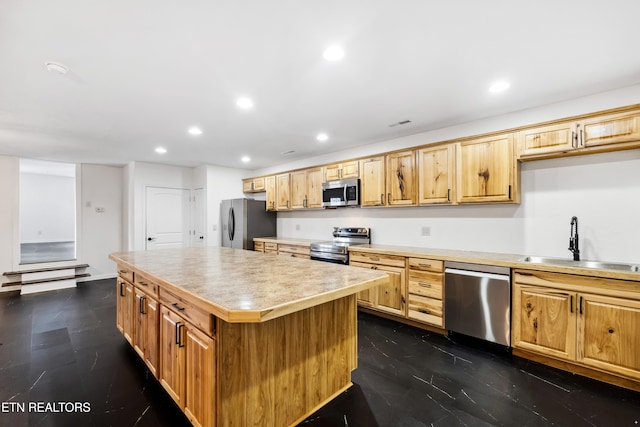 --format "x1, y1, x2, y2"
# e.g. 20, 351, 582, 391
519, 108, 640, 160
324, 160, 359, 181
457, 133, 518, 203
242, 177, 266, 193
290, 168, 323, 210
265, 175, 276, 211
275, 173, 291, 211
360, 152, 417, 207
418, 144, 456, 204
